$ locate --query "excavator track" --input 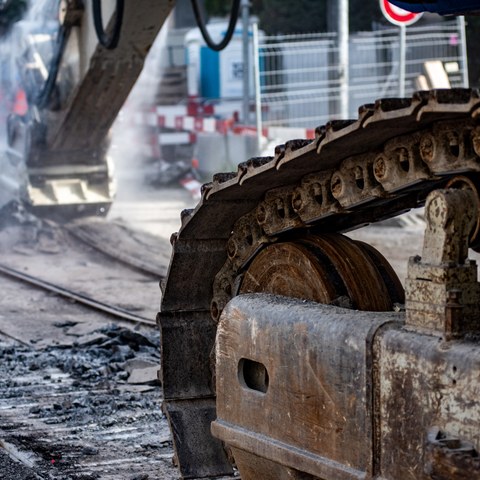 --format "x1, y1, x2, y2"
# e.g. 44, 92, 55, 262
158, 88, 480, 478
